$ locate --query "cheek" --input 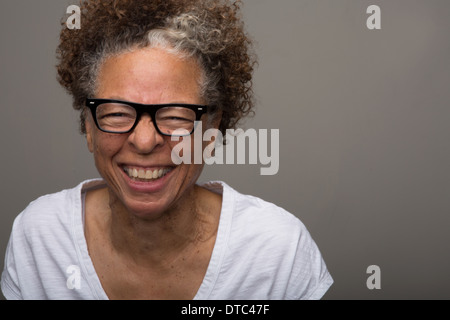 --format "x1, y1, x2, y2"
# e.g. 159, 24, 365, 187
167, 132, 204, 166
91, 134, 126, 164
167, 135, 204, 178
